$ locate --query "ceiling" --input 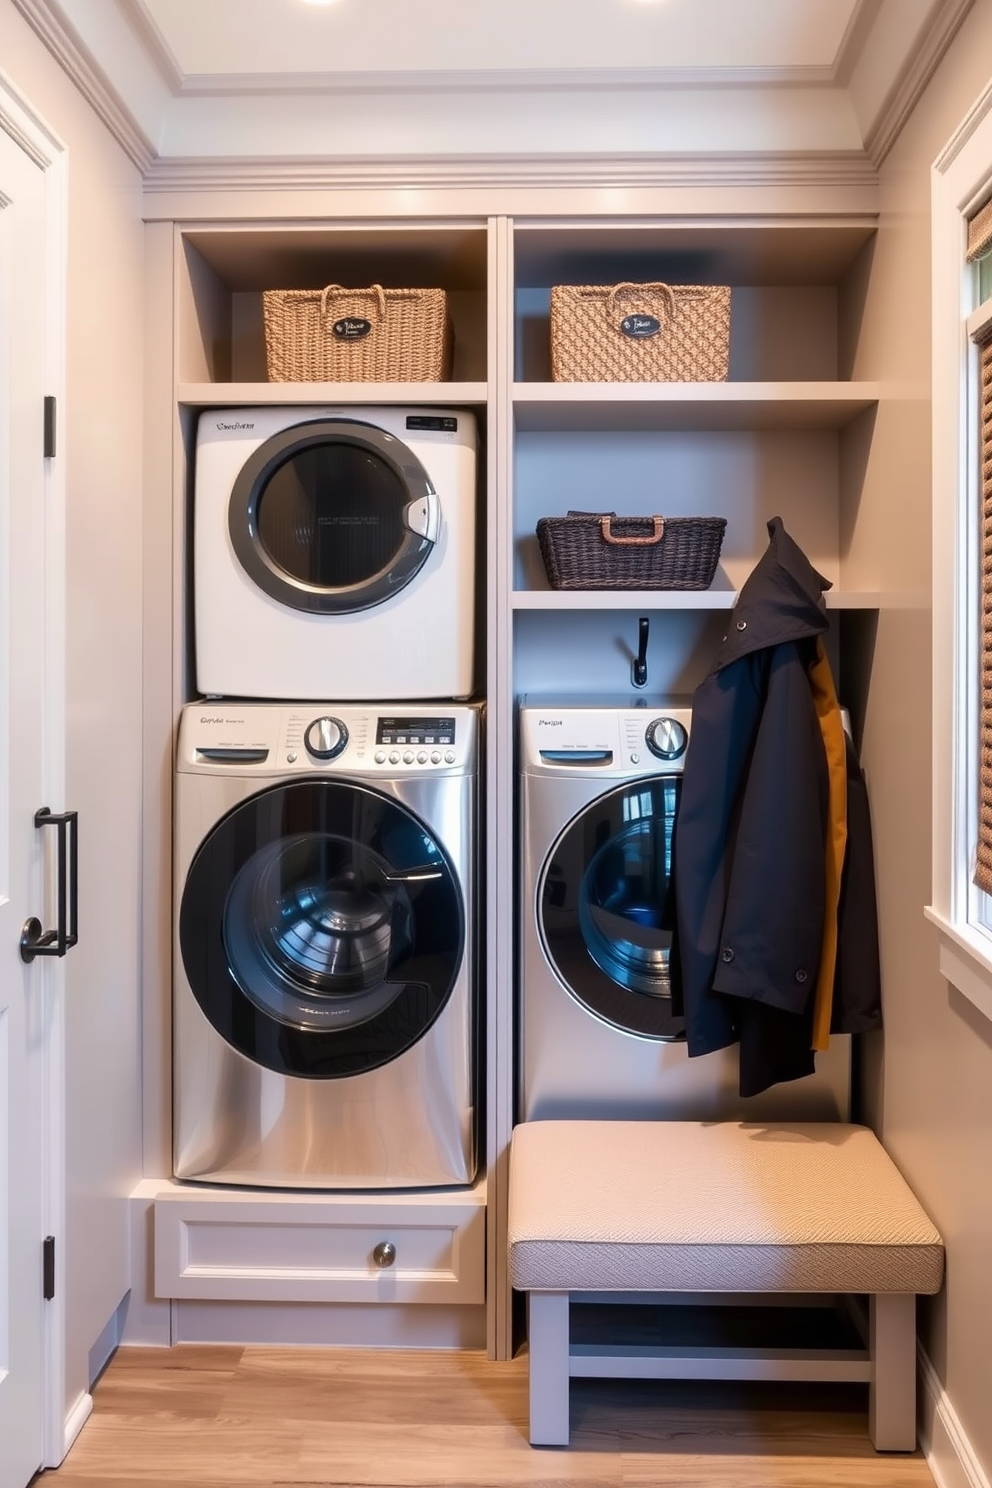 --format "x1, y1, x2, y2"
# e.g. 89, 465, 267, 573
128, 0, 866, 82
12, 0, 975, 169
